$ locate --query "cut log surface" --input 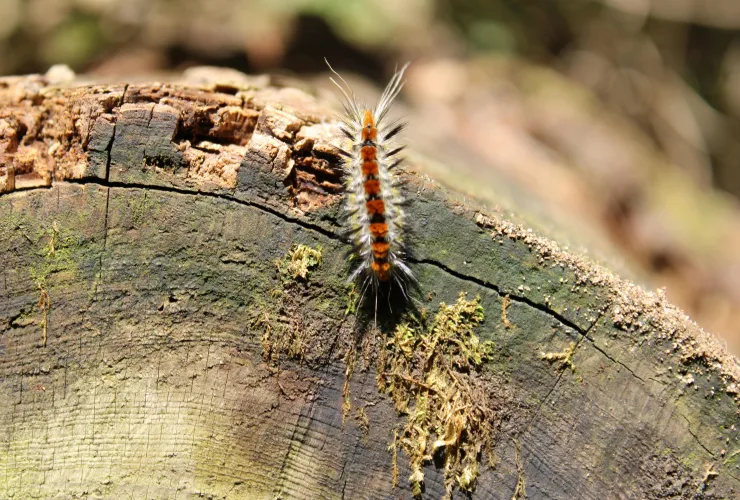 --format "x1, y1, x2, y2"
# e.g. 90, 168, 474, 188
0, 67, 738, 499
